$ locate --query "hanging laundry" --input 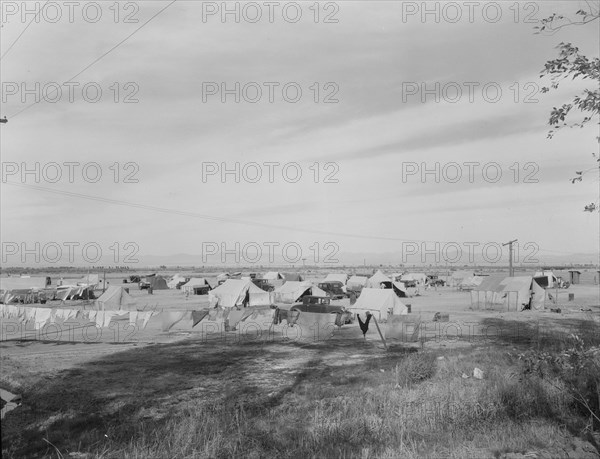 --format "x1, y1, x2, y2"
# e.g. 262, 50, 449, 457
226, 308, 246, 330
384, 315, 421, 342
34, 308, 52, 330
129, 311, 139, 326
160, 311, 187, 332
292, 311, 337, 341
140, 311, 155, 329
24, 307, 36, 322
191, 310, 209, 328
